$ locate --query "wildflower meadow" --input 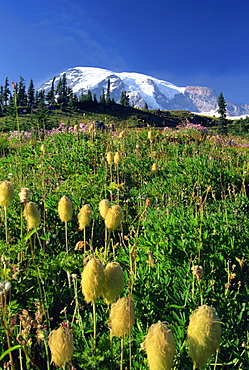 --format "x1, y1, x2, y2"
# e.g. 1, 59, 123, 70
0, 113, 248, 370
